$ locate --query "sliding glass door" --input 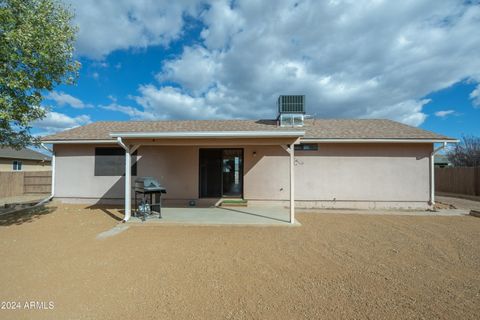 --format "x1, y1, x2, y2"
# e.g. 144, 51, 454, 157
199, 148, 243, 198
